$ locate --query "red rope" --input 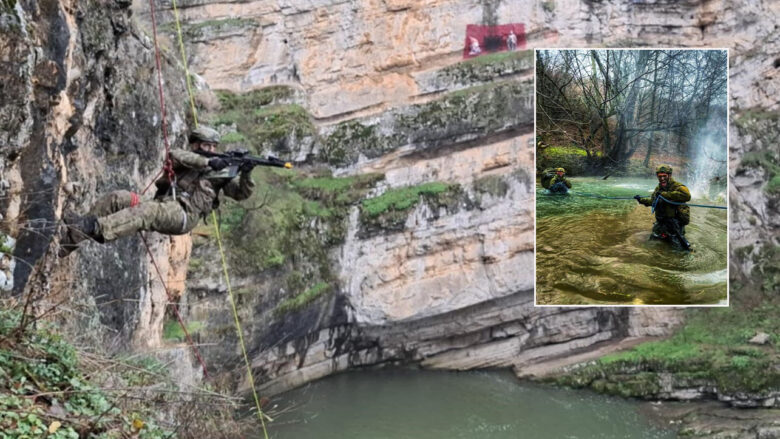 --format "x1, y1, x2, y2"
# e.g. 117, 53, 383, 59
141, 0, 208, 378
141, 236, 209, 378
147, 0, 172, 175
141, 168, 164, 195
